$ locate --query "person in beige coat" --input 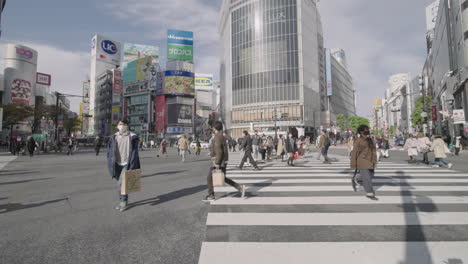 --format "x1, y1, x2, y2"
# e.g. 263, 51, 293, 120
351, 125, 378, 200
431, 135, 453, 168
178, 135, 190, 162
